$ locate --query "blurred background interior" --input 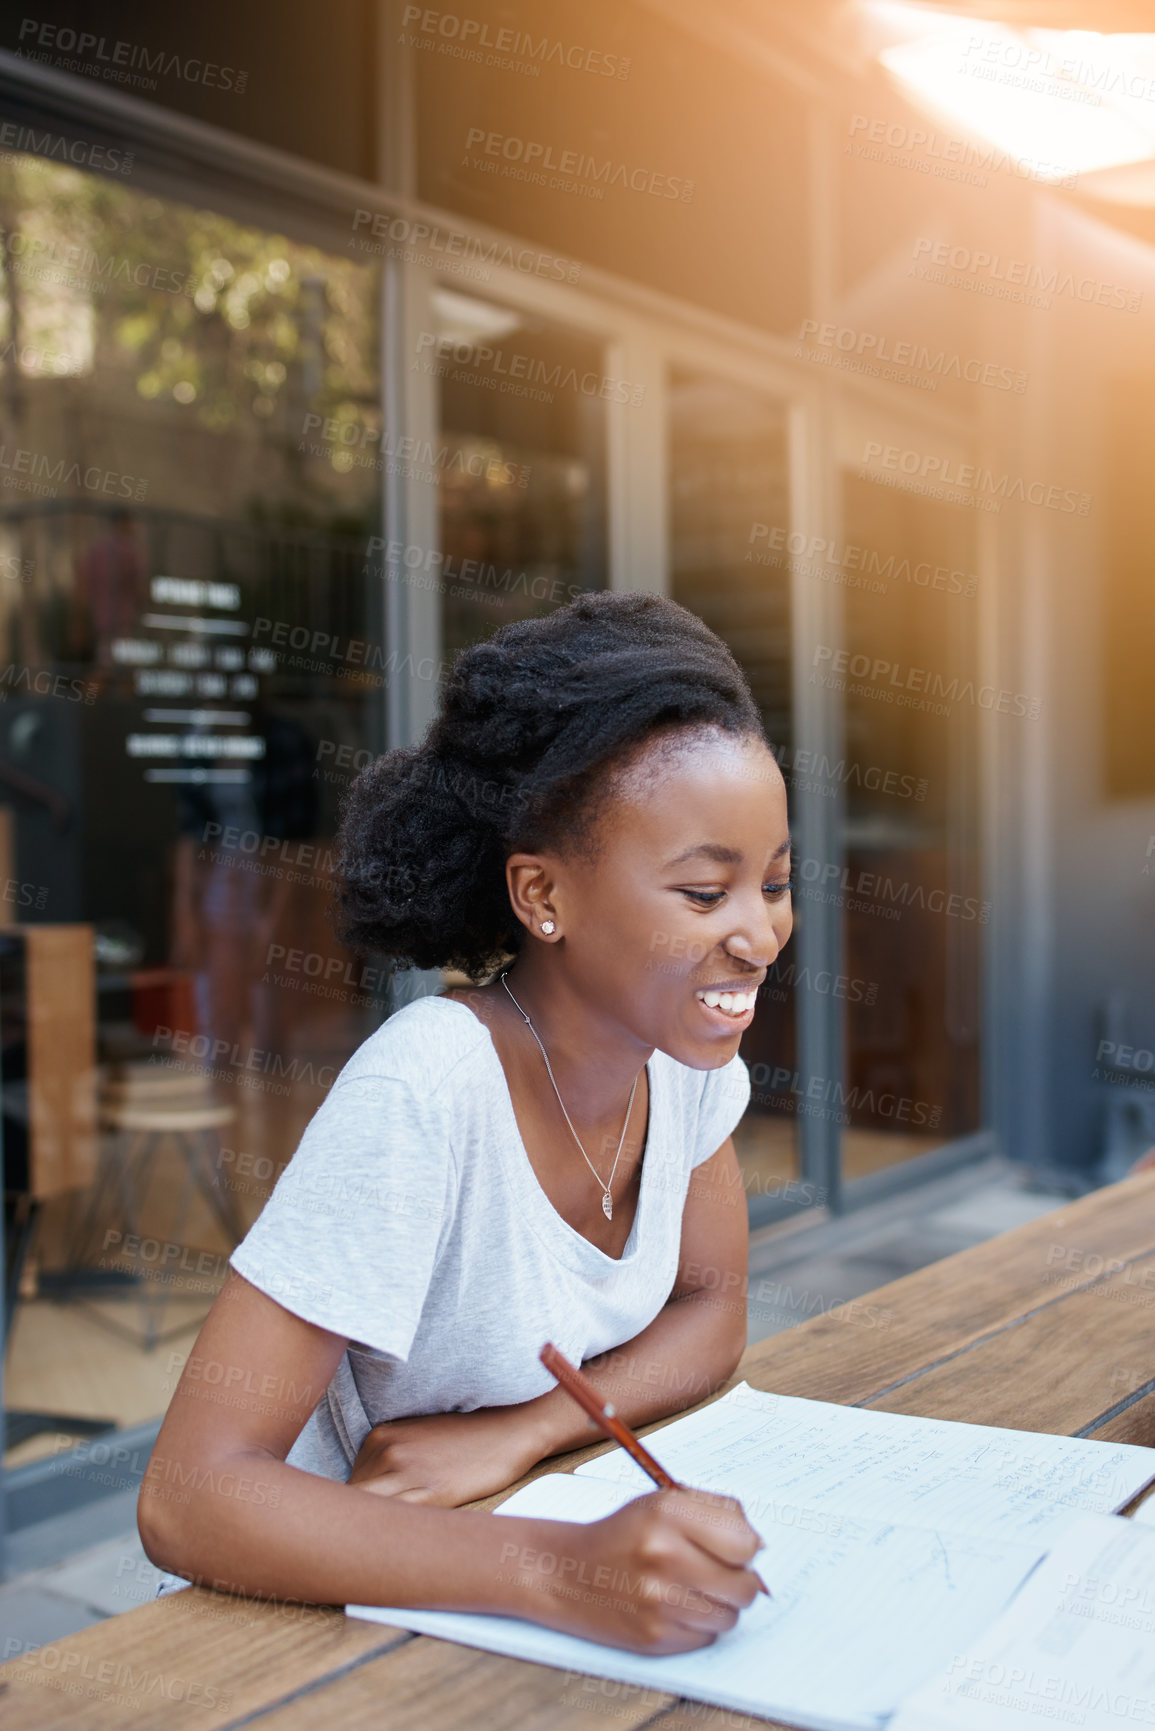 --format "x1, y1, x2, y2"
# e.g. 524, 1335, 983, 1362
0, 0, 1154, 1548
